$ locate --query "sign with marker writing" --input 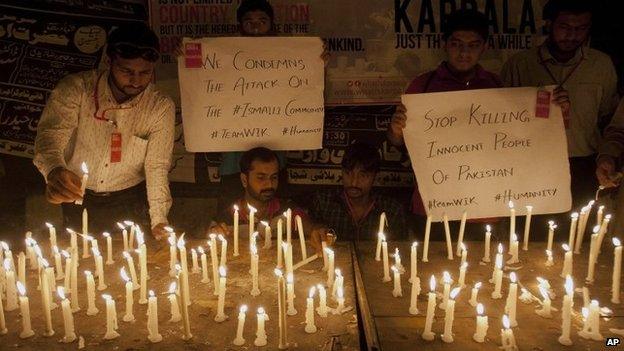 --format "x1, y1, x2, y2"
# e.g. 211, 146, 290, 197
178, 37, 325, 152
402, 87, 571, 220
